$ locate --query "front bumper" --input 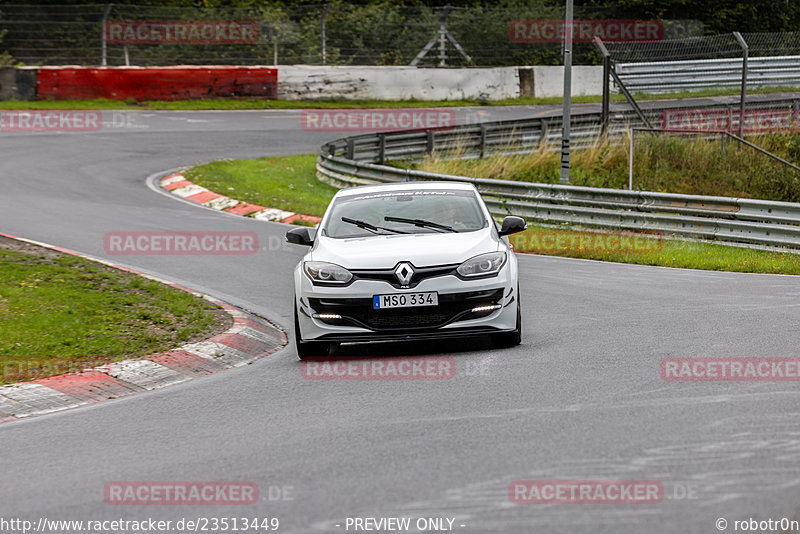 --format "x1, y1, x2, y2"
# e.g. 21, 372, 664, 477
295, 267, 518, 343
